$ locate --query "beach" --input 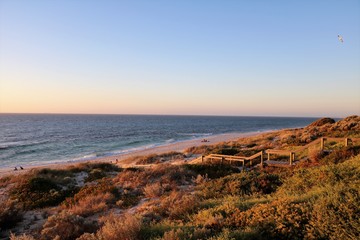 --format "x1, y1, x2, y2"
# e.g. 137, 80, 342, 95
0, 131, 261, 177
